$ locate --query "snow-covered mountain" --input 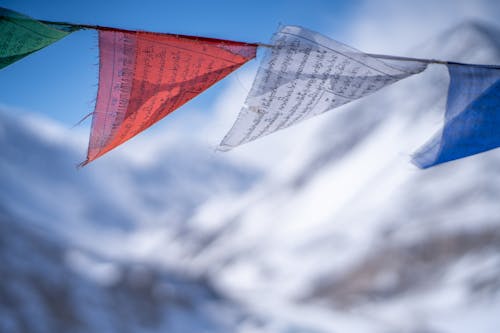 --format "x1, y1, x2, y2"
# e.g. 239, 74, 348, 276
0, 105, 260, 332
180, 21, 500, 332
1, 21, 500, 333
0, 208, 242, 333
0, 108, 259, 231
